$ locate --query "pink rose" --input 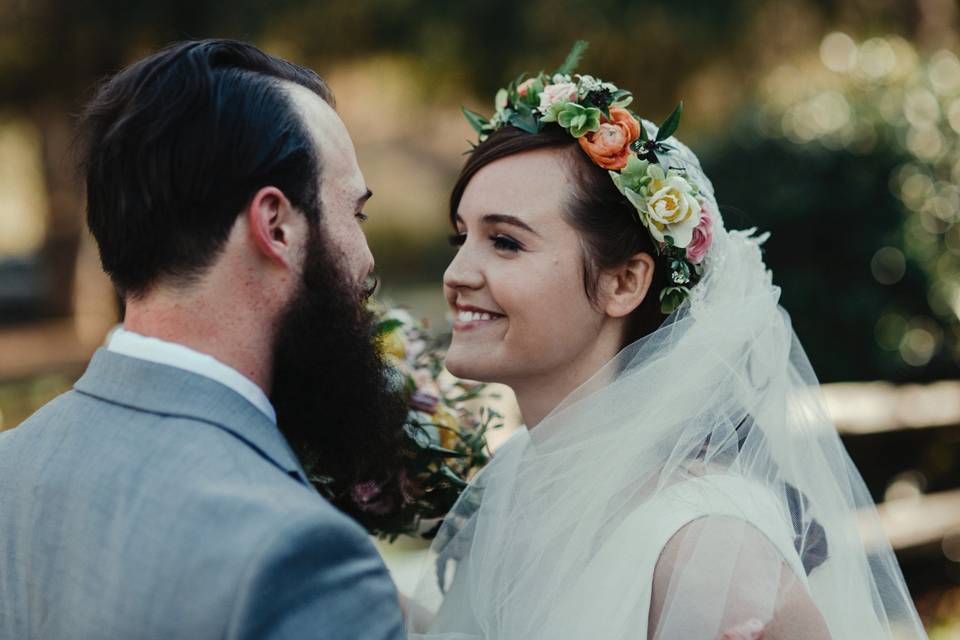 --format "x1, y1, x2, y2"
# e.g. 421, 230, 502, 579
351, 480, 394, 515
686, 206, 713, 264
517, 78, 537, 98
538, 82, 578, 111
